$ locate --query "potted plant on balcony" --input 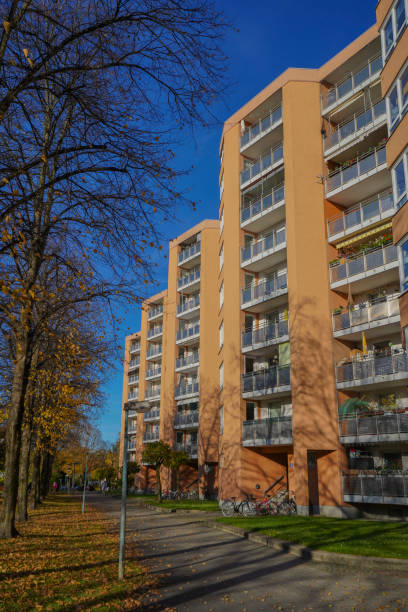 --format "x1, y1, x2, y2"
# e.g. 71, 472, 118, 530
332, 305, 343, 315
